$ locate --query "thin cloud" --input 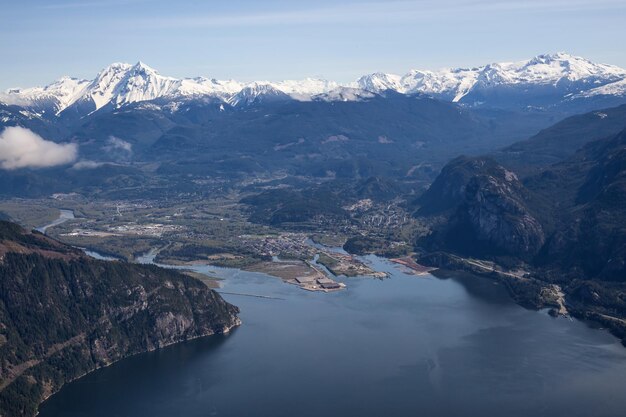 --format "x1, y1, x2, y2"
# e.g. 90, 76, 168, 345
124, 0, 626, 29
0, 127, 77, 170
41, 0, 149, 10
